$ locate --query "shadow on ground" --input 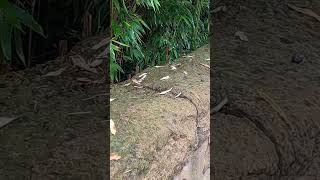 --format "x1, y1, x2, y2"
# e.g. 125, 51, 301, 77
211, 0, 320, 179
0, 59, 107, 179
